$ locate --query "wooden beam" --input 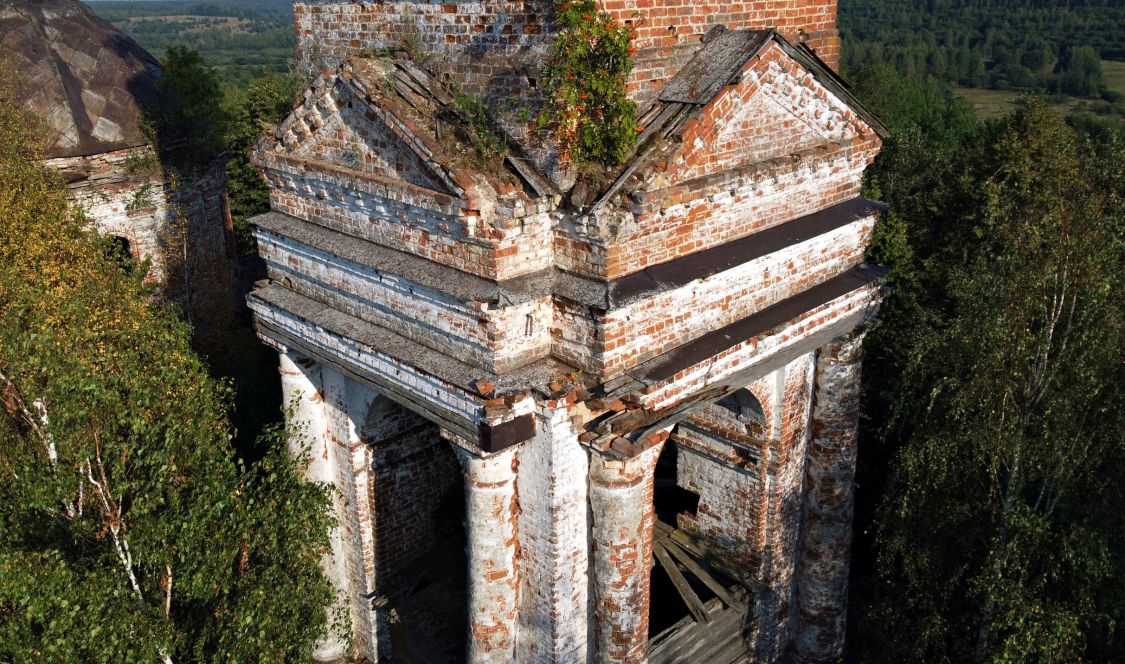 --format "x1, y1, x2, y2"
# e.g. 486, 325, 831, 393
653, 541, 710, 624
660, 537, 741, 609
655, 520, 762, 592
